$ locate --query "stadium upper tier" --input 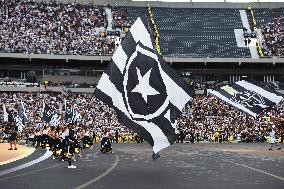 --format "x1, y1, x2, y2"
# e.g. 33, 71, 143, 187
119, 7, 251, 58
0, 0, 283, 58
